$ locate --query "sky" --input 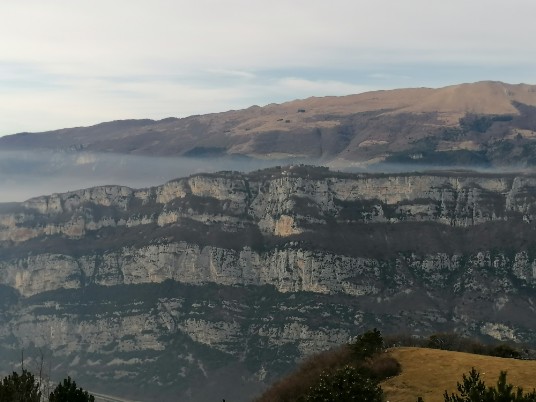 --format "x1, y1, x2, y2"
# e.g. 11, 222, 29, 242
1, 0, 536, 136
